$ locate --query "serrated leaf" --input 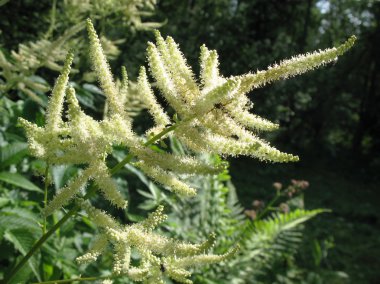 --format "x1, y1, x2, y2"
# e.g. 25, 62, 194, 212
1, 207, 40, 223
239, 209, 328, 272
5, 229, 41, 281
0, 213, 41, 239
0, 142, 28, 170
0, 172, 43, 193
